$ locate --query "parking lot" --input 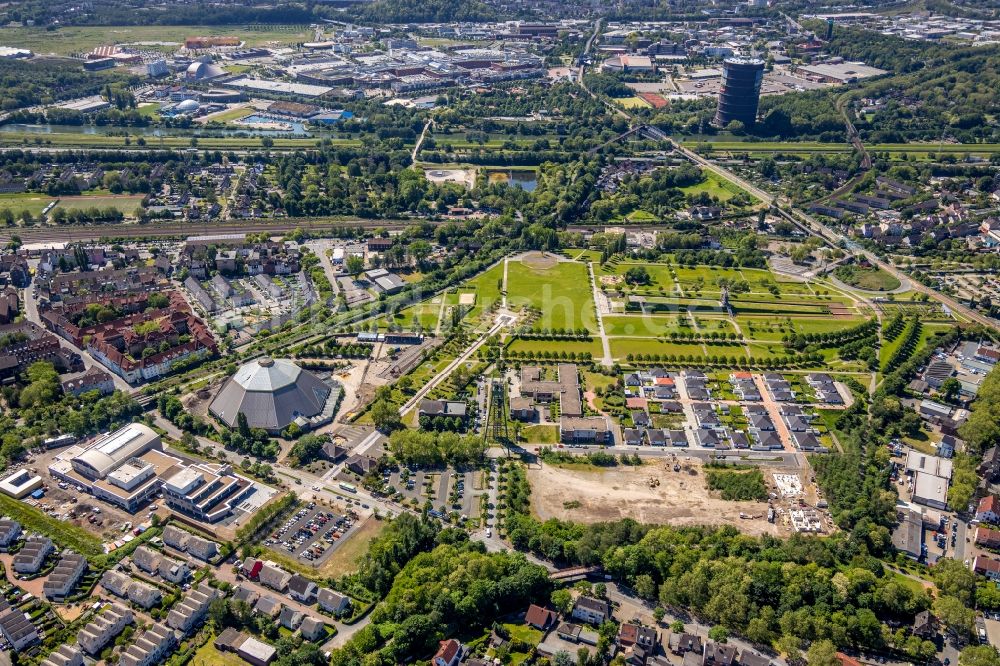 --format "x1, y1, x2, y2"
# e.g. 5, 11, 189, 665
263, 503, 359, 566
338, 465, 487, 522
